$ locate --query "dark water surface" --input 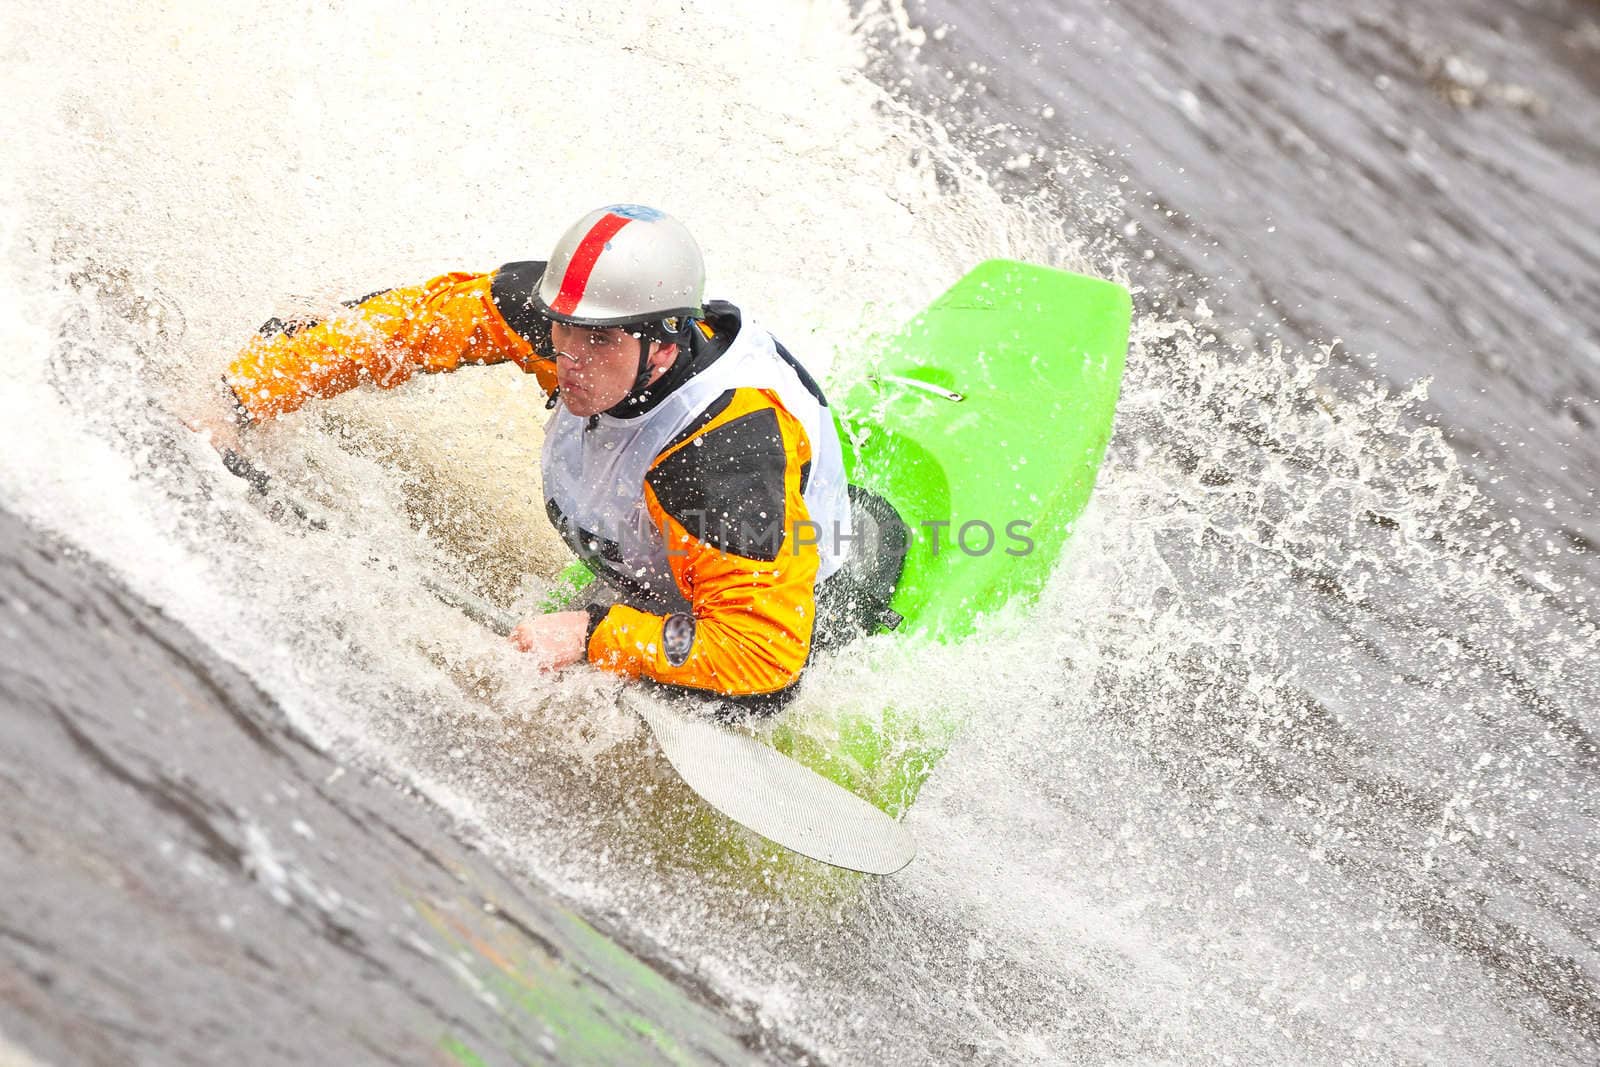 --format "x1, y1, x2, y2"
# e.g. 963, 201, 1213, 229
895, 0, 1599, 603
